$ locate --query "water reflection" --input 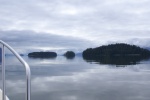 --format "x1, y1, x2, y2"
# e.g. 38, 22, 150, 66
1, 56, 150, 100
83, 55, 150, 66
65, 56, 75, 60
